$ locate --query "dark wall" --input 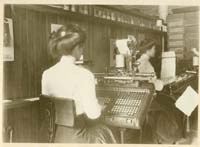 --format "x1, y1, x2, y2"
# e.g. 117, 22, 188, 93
3, 5, 162, 99
4, 5, 55, 99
